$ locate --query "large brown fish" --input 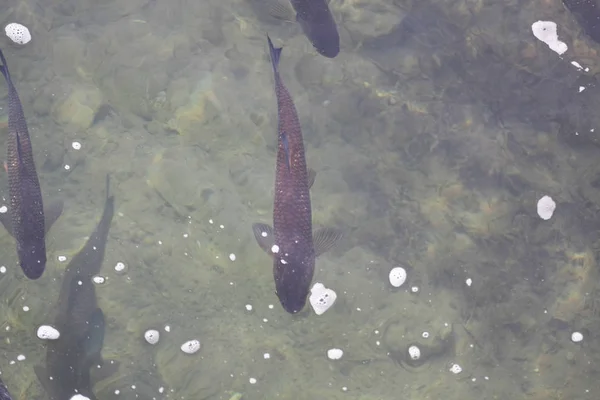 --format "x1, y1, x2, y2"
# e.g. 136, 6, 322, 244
252, 37, 341, 314
0, 49, 57, 279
